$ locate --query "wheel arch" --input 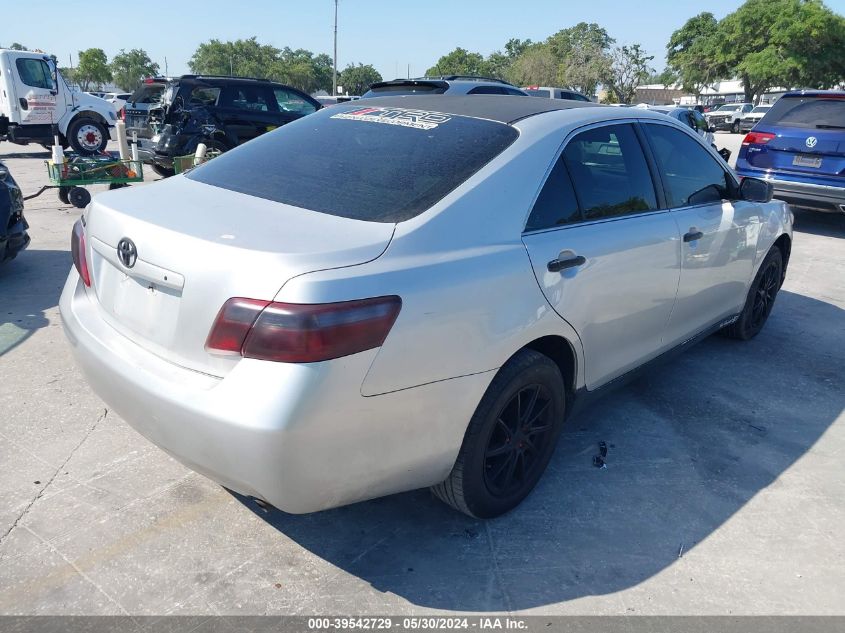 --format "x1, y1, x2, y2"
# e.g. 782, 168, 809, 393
773, 233, 791, 284
519, 335, 578, 397
66, 110, 110, 131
